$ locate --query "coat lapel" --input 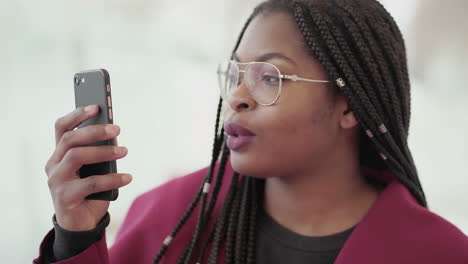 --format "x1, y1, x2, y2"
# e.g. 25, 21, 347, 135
334, 168, 424, 263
